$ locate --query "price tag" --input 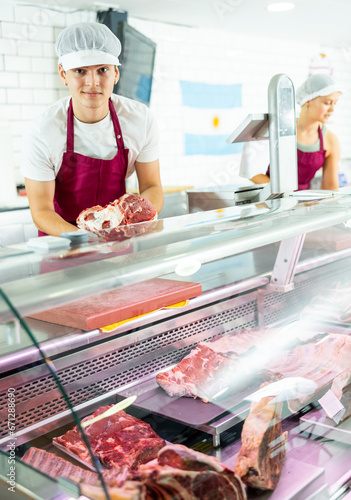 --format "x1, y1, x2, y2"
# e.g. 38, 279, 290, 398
318, 390, 345, 425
